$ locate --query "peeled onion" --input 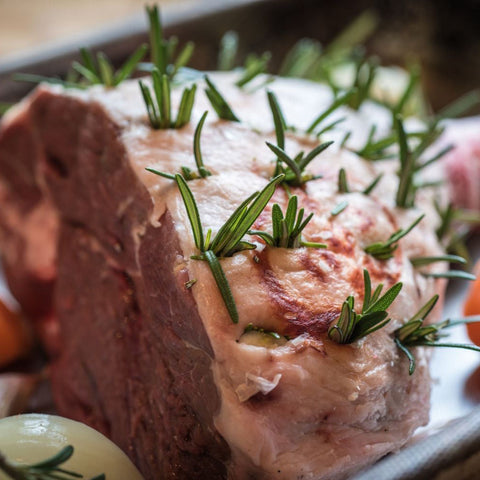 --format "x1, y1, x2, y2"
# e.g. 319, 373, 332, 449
0, 414, 144, 479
